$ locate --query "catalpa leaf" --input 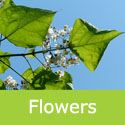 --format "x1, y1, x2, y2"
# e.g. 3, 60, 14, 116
0, 79, 6, 90
69, 18, 123, 71
60, 71, 73, 84
0, 0, 56, 48
22, 68, 34, 83
0, 50, 10, 74
22, 67, 73, 90
32, 68, 73, 90
32, 67, 59, 90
